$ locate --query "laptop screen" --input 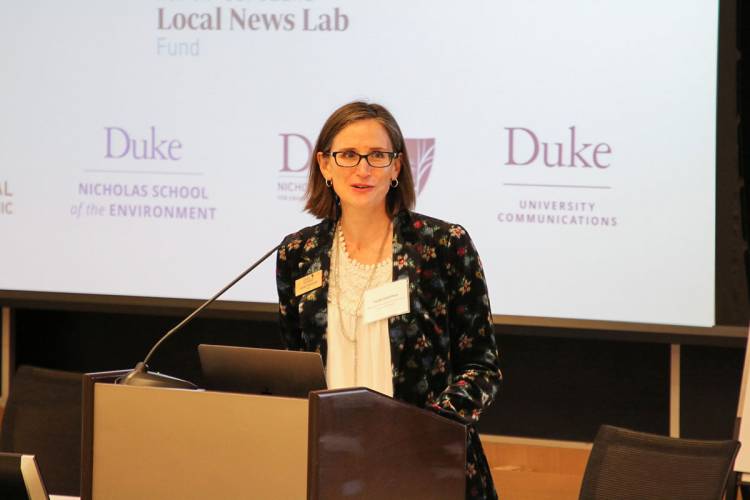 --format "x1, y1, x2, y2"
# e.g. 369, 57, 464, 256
0, 453, 49, 500
198, 344, 327, 398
